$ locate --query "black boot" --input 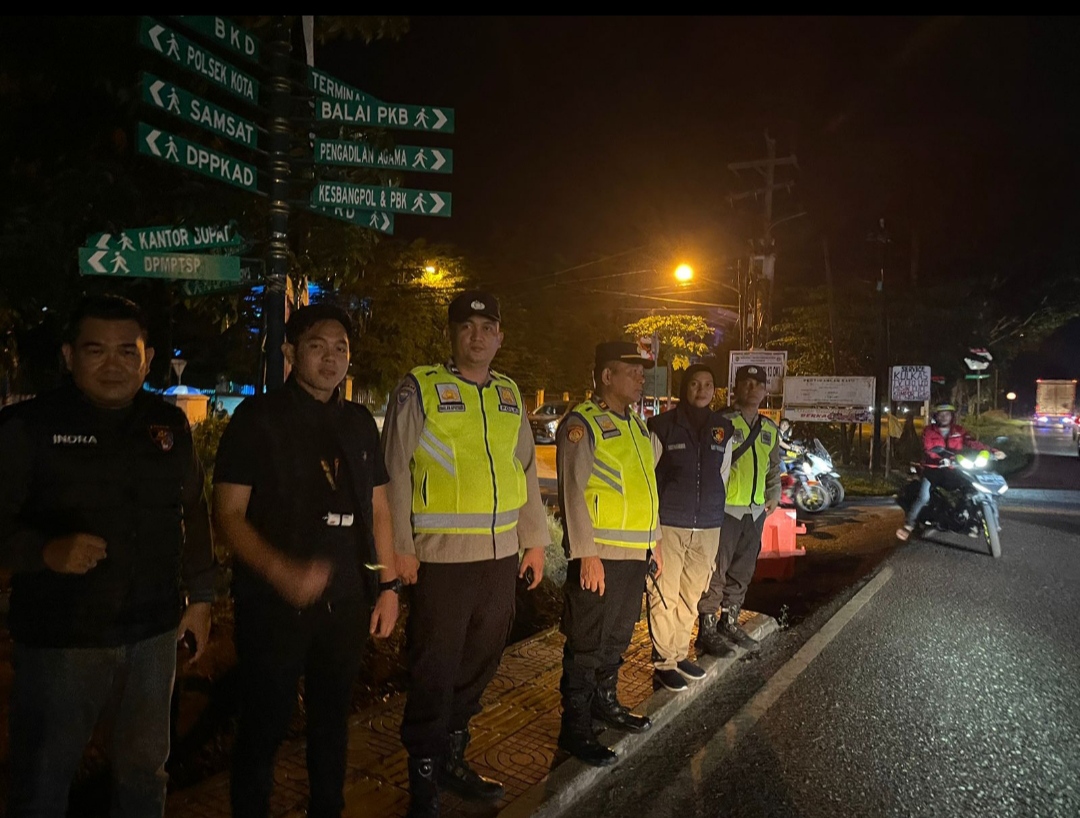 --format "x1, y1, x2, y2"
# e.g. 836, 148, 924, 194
407, 757, 440, 818
718, 605, 760, 652
438, 729, 504, 801
695, 613, 735, 657
591, 675, 651, 733
558, 697, 617, 767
